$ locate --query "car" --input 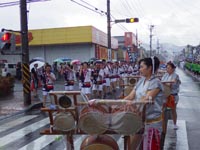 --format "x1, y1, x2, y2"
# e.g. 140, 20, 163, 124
0, 63, 16, 77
